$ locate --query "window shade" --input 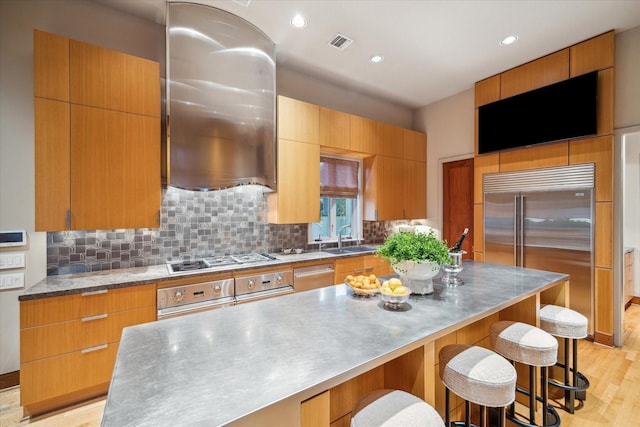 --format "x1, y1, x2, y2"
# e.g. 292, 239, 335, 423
320, 156, 359, 198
